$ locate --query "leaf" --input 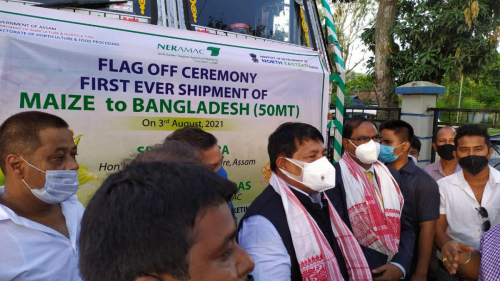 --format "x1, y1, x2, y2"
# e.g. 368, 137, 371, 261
74, 134, 83, 147
78, 164, 98, 186
0, 169, 4, 186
